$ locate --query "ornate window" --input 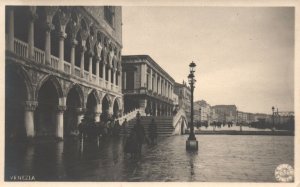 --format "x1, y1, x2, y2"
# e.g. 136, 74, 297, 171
104, 6, 115, 27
